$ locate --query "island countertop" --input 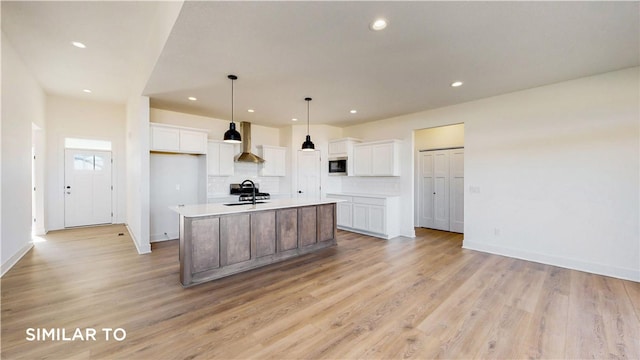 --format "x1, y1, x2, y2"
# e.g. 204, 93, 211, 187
170, 197, 342, 218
